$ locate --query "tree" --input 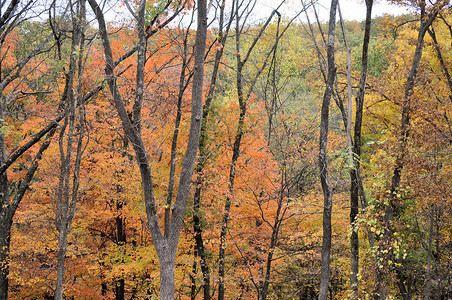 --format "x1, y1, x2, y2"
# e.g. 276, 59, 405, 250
53, 0, 88, 298
191, 0, 233, 298
87, 0, 208, 297
347, 0, 374, 297
317, 0, 337, 298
